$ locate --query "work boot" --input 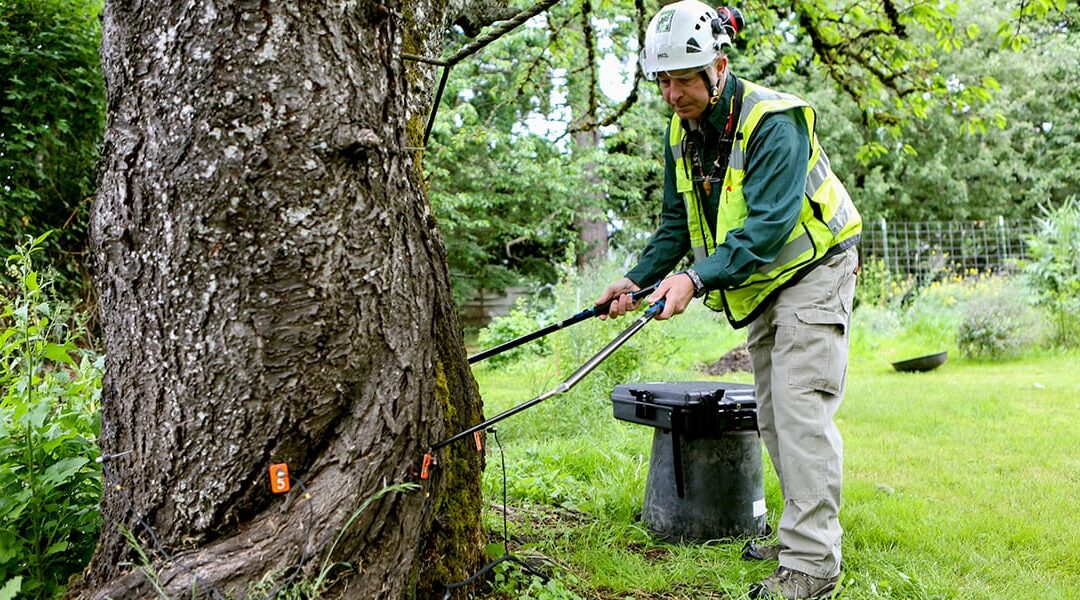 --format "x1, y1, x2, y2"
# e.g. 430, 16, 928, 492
742, 540, 782, 561
748, 566, 840, 599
